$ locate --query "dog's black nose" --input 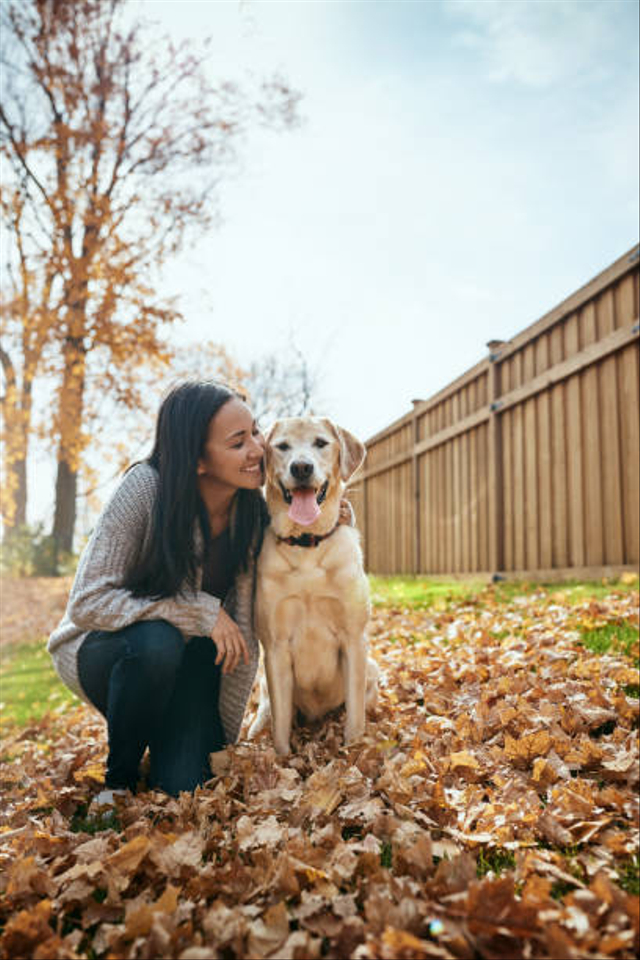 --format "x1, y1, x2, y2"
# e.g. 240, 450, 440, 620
290, 460, 314, 482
